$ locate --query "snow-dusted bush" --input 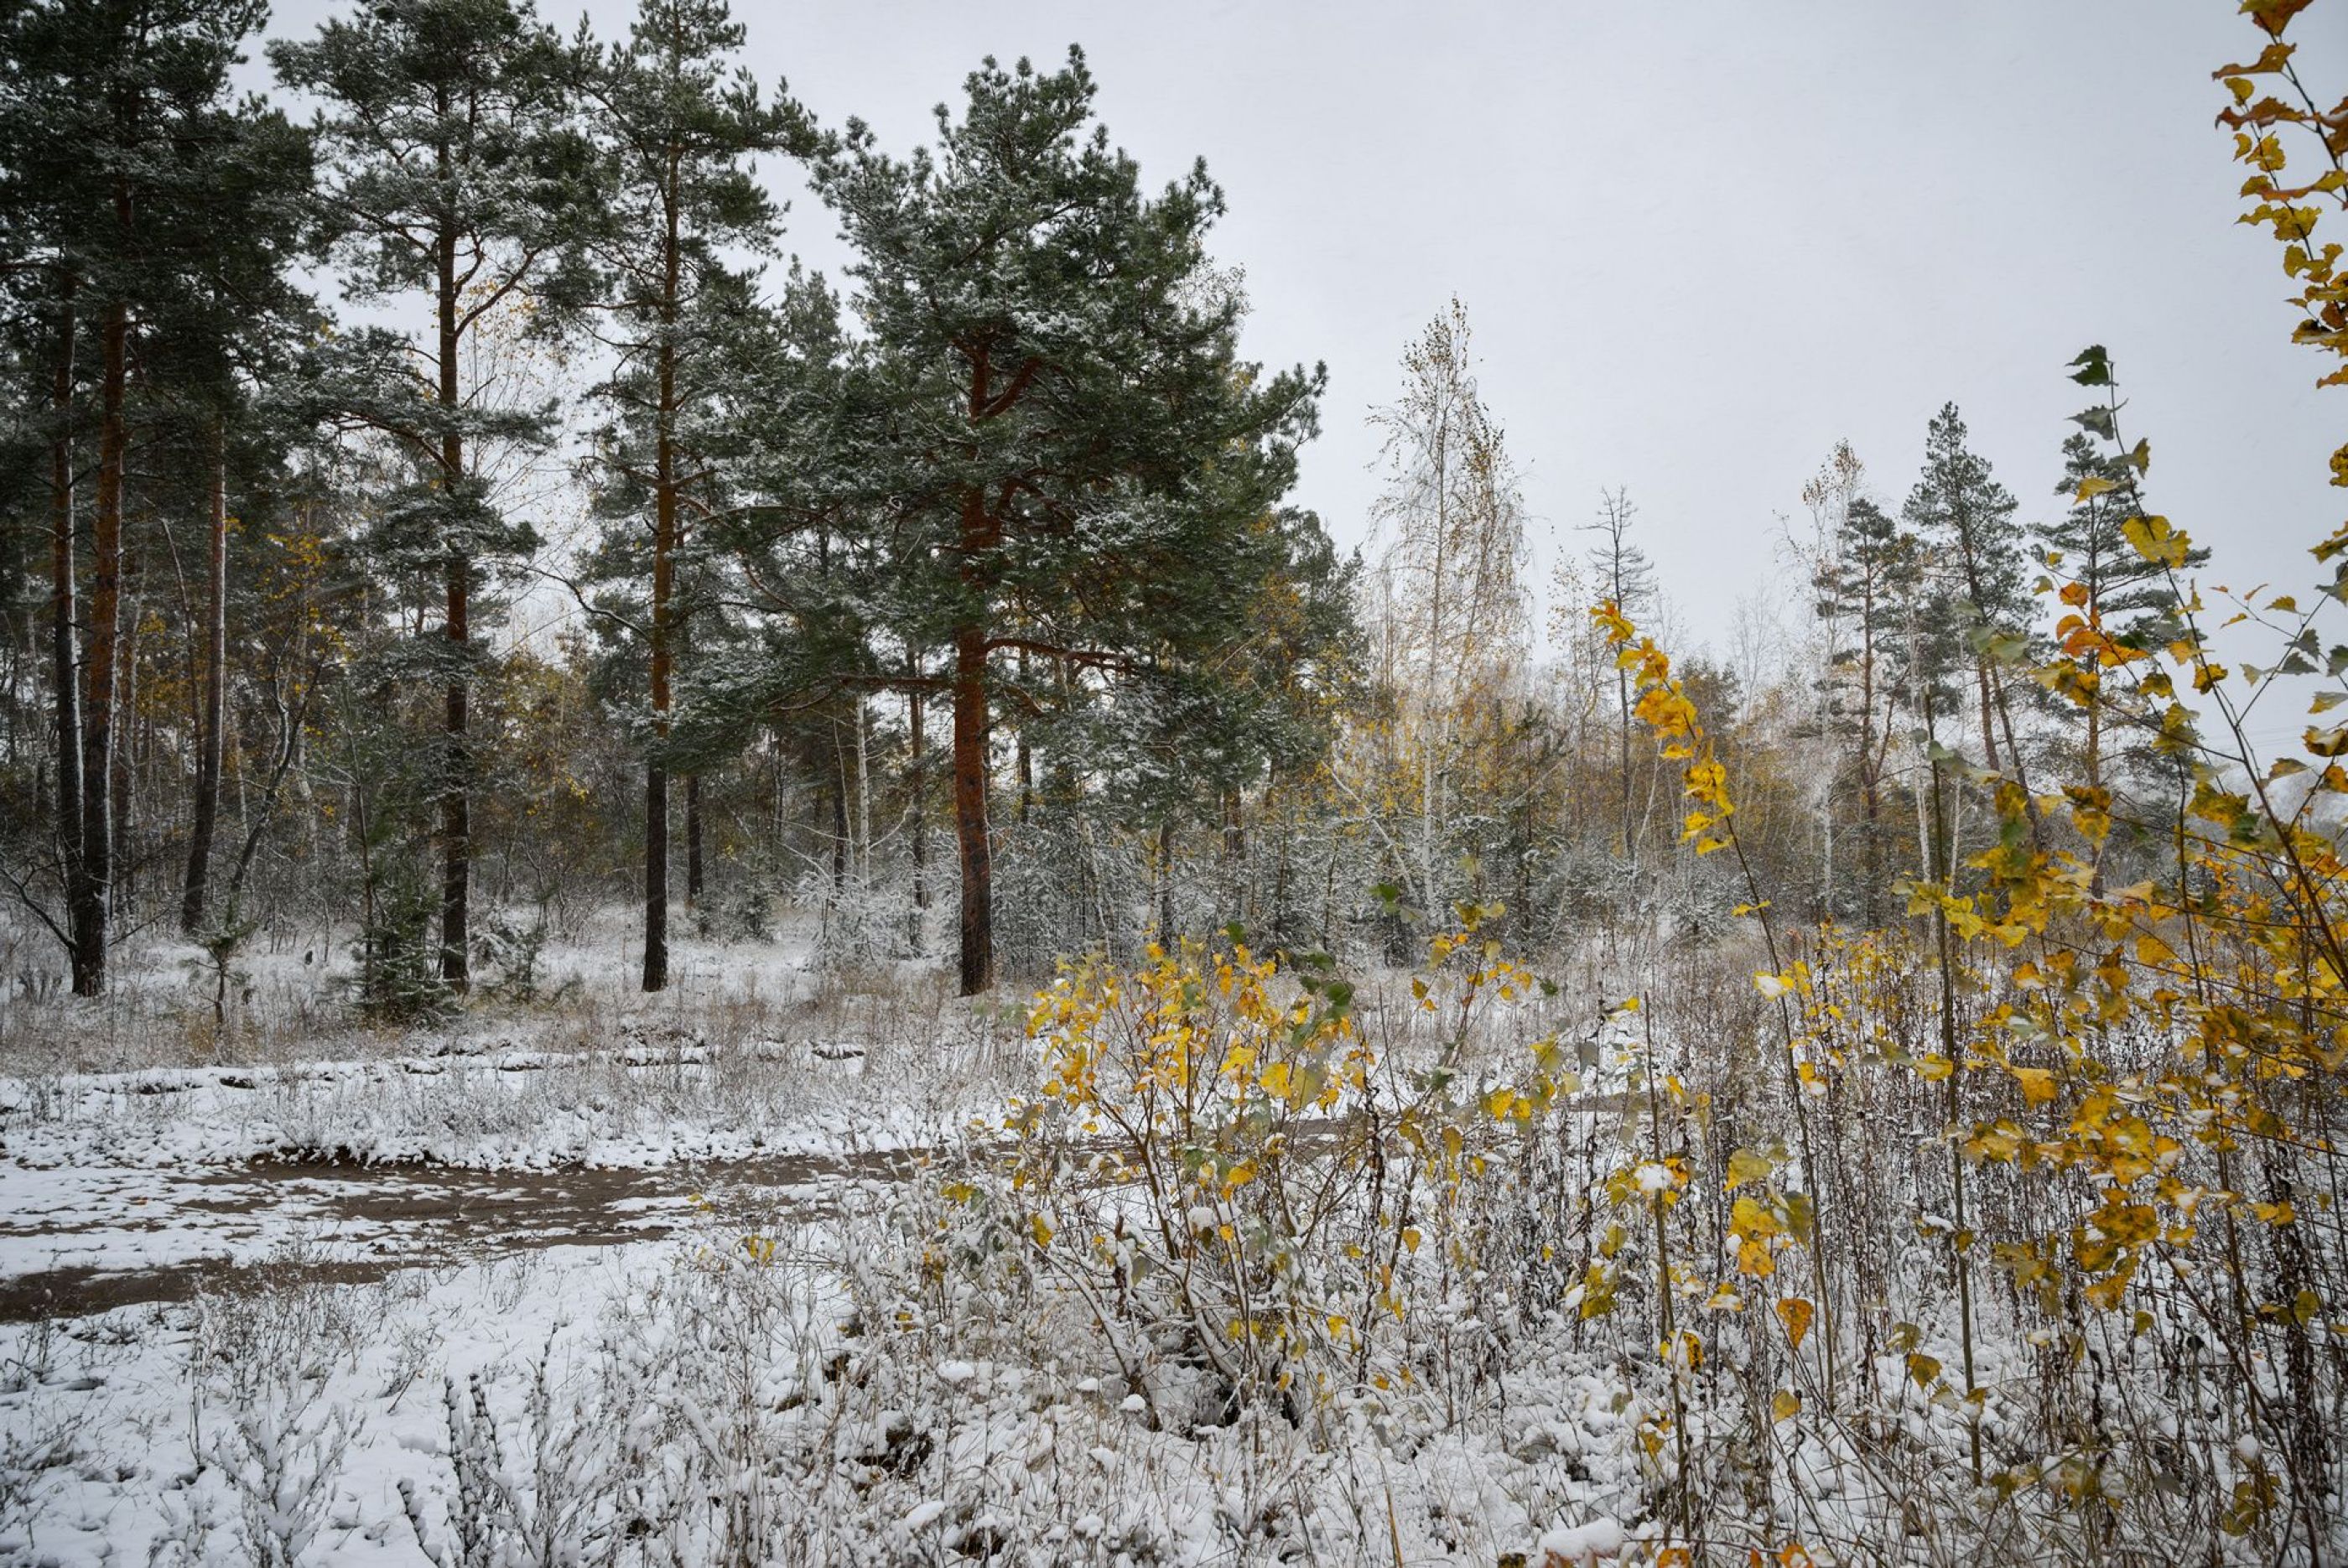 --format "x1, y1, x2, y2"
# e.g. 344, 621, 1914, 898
954, 912, 1581, 1433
